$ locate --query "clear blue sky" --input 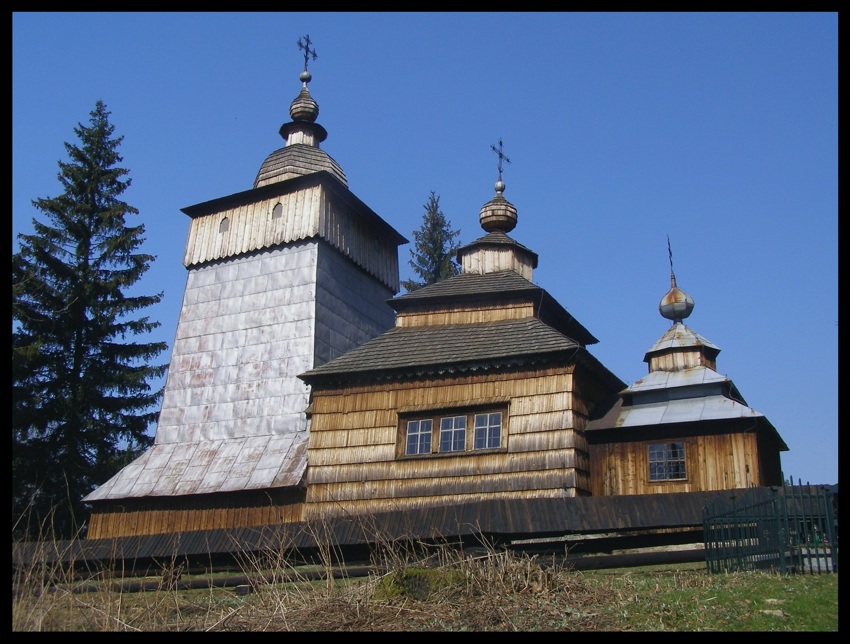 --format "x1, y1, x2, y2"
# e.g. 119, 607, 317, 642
13, 12, 837, 485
